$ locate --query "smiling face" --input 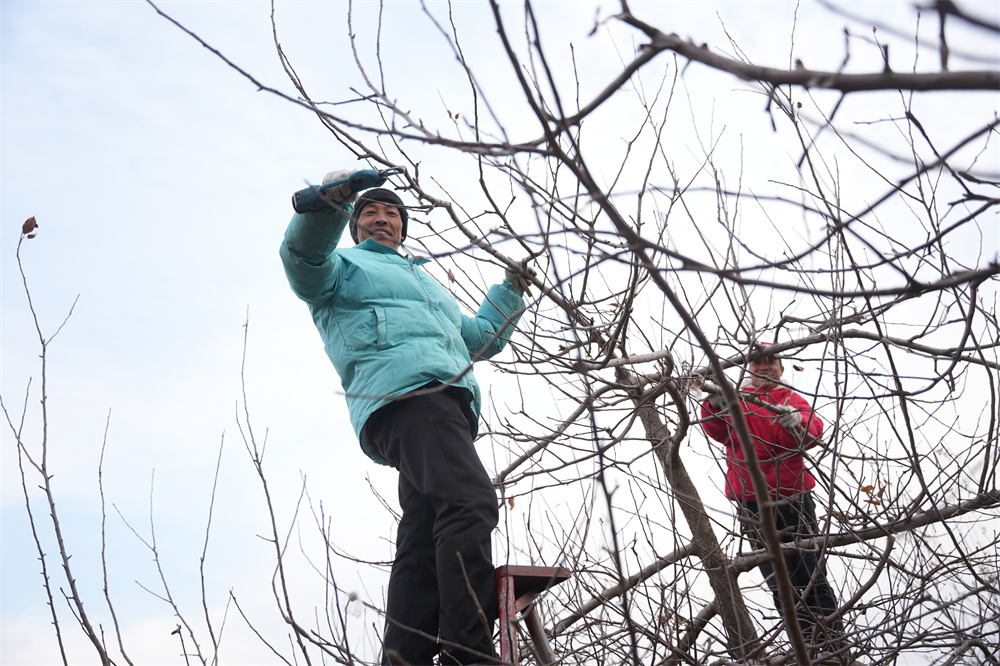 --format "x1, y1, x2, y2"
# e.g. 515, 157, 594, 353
748, 355, 784, 389
355, 201, 403, 248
